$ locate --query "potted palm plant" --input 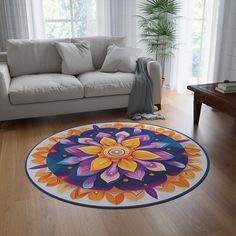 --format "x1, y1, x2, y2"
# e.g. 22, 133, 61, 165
138, 0, 180, 80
